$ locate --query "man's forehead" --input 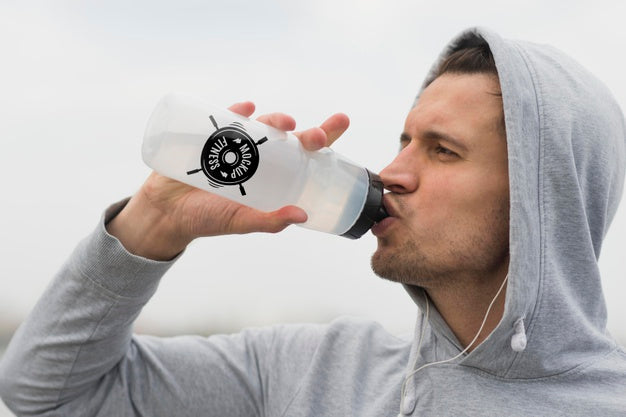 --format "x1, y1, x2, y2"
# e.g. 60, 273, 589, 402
404, 73, 506, 145
417, 74, 502, 114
